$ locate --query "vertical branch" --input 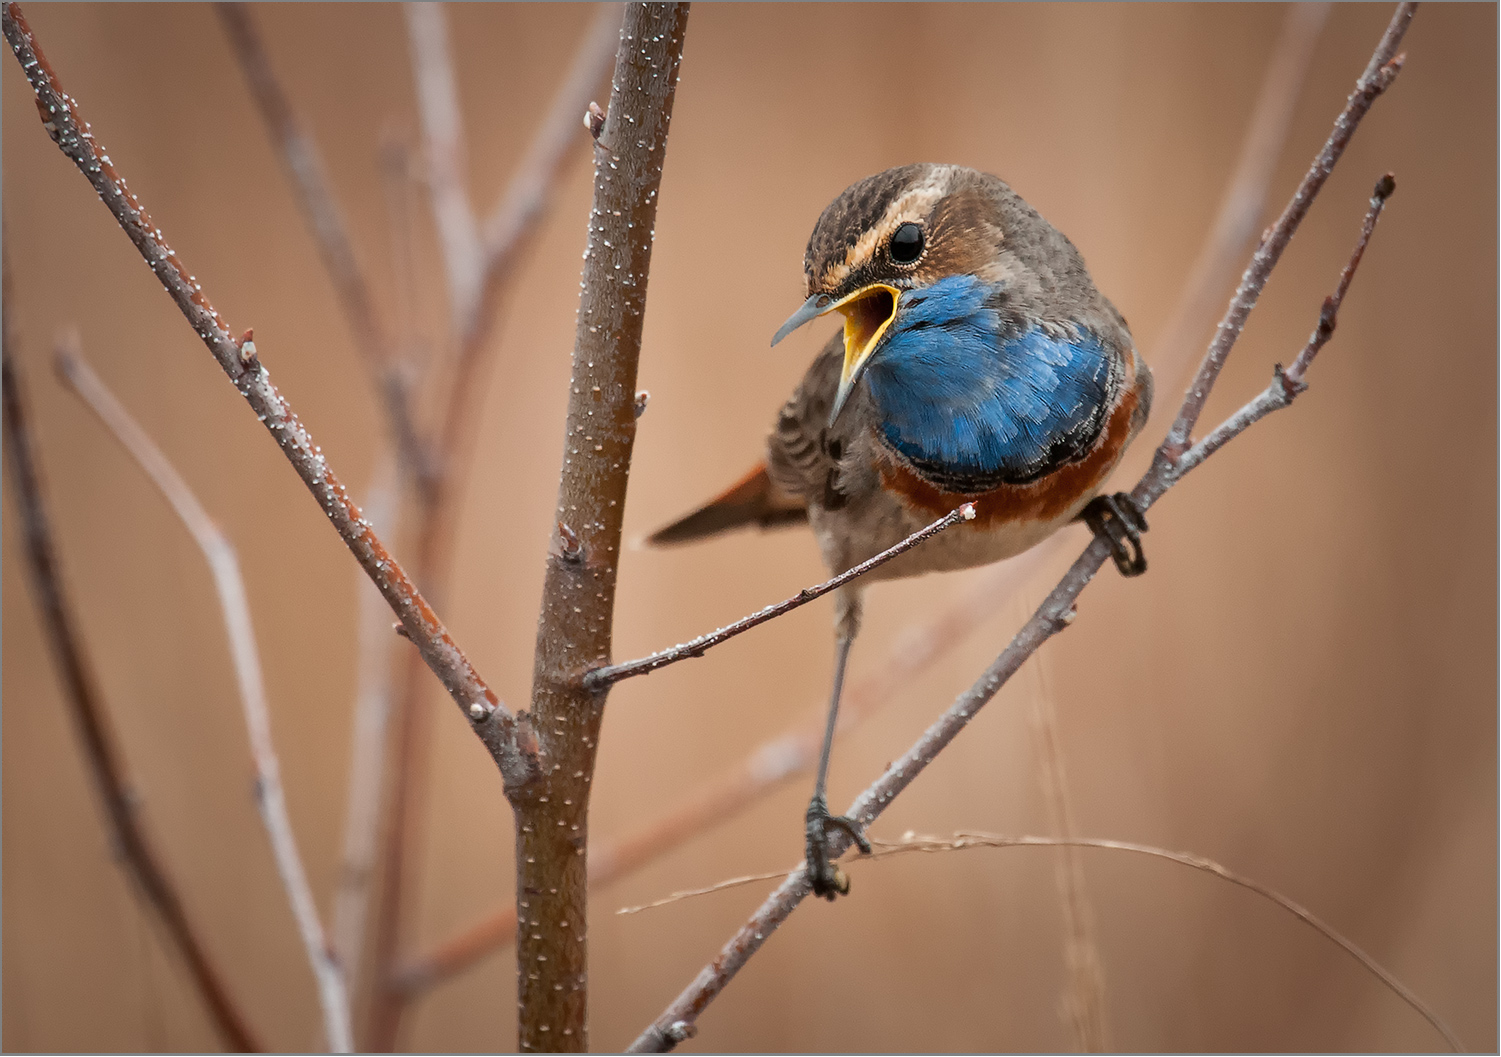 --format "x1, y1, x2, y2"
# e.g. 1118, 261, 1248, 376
55, 343, 354, 1052
516, 4, 689, 1051
1, 321, 260, 1050
405, 1, 484, 331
